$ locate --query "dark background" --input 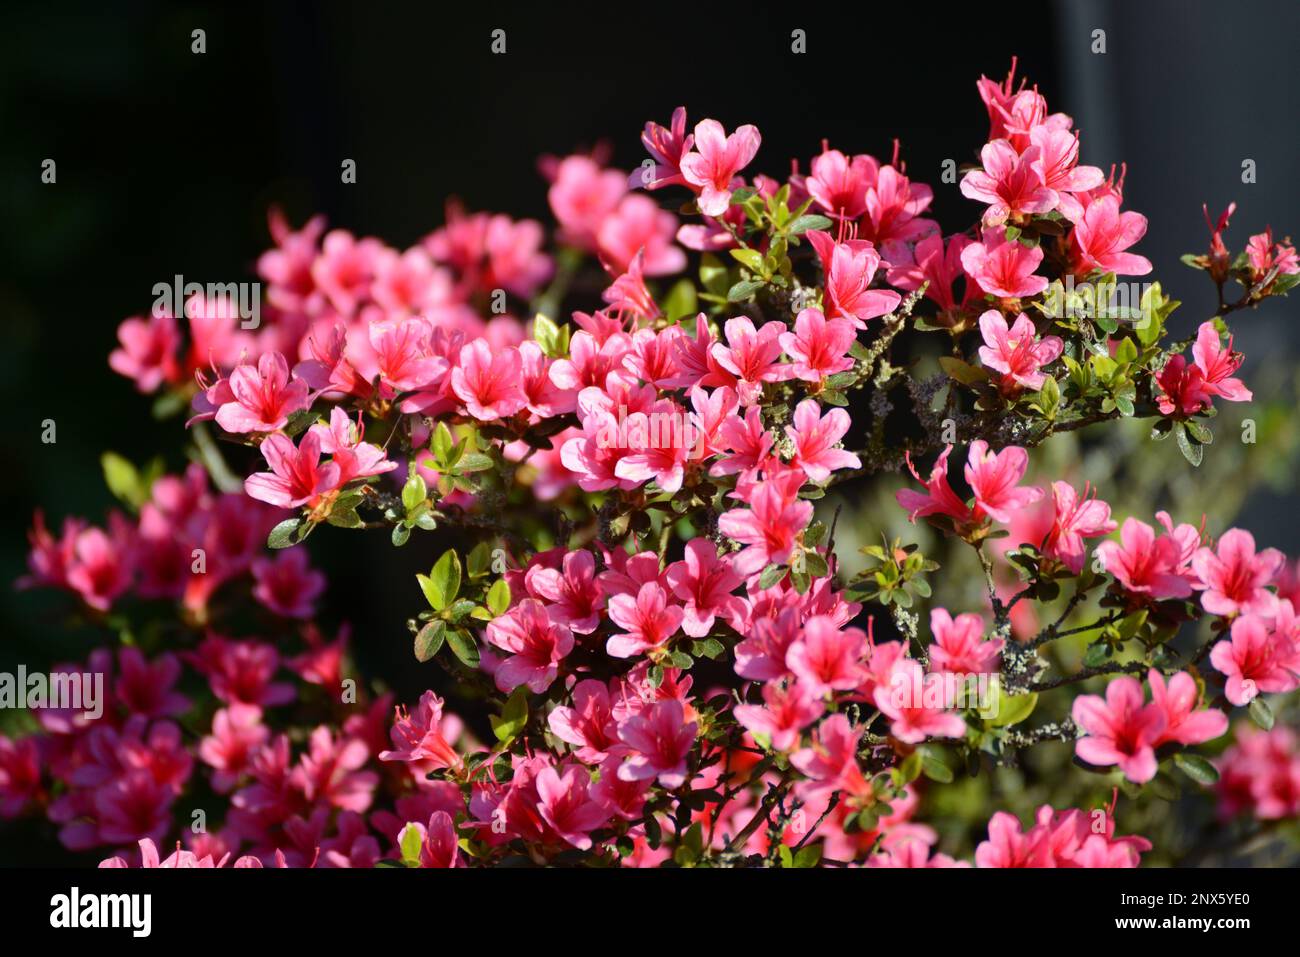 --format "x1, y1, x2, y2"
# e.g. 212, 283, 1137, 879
2, 0, 1296, 705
